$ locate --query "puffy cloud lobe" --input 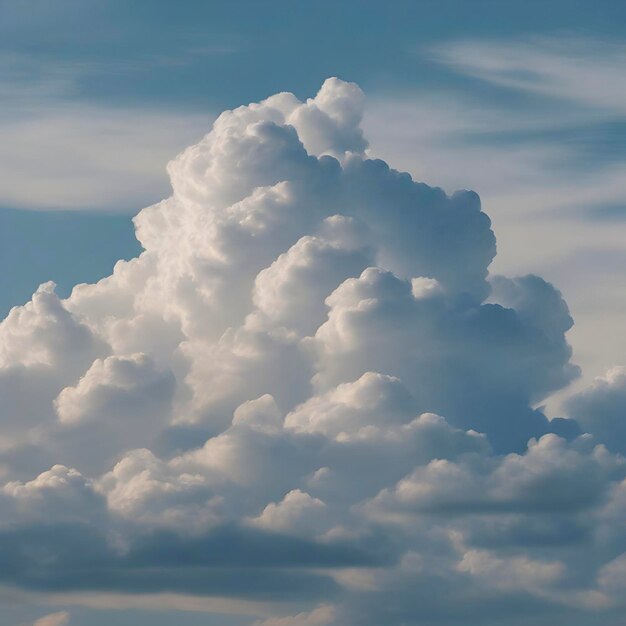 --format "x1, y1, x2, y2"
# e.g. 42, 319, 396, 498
246, 489, 328, 536
0, 78, 625, 625
363, 434, 618, 519
285, 372, 417, 440
96, 393, 490, 535
288, 77, 368, 157
0, 282, 103, 371
566, 367, 626, 453
55, 353, 175, 425
97, 448, 220, 529
0, 282, 107, 449
311, 268, 577, 450
1, 464, 105, 526
251, 215, 374, 336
